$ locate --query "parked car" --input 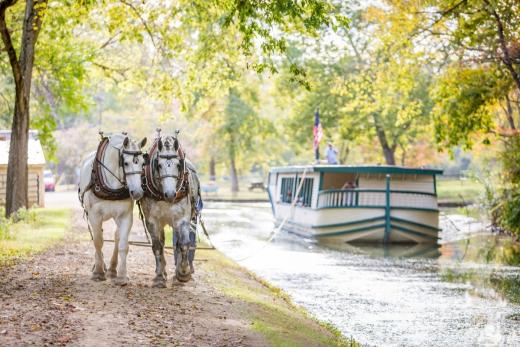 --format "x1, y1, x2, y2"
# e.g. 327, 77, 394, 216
43, 170, 55, 192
